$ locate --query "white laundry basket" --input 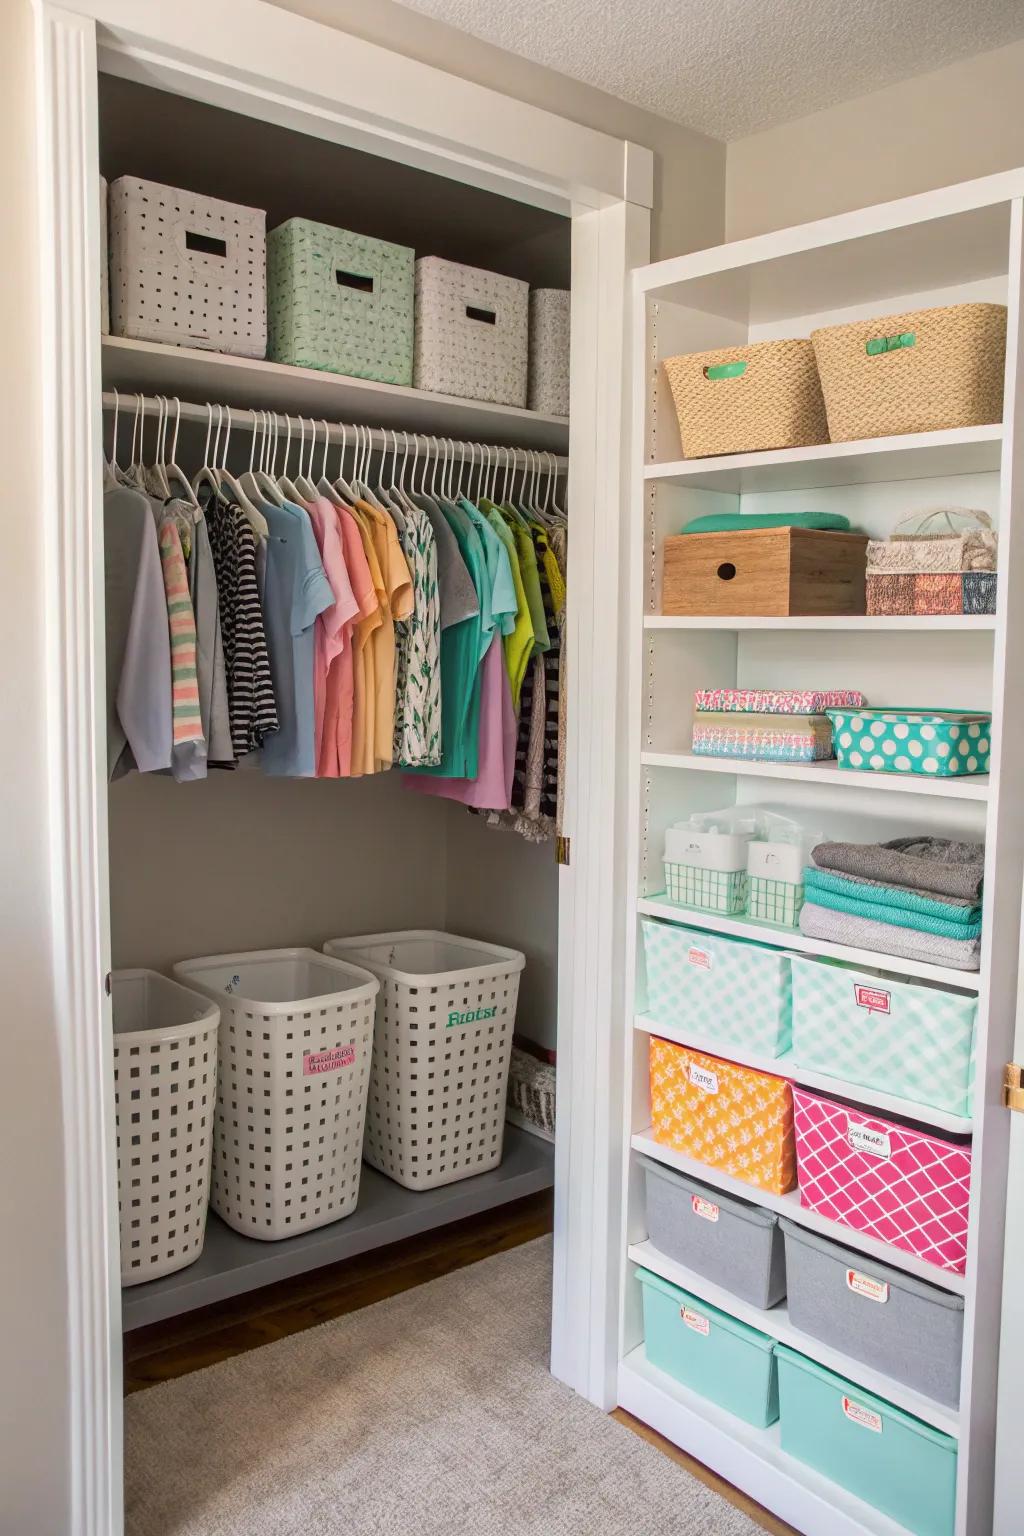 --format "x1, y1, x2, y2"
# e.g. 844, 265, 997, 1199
324, 932, 525, 1191
111, 969, 219, 1287
173, 949, 378, 1240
